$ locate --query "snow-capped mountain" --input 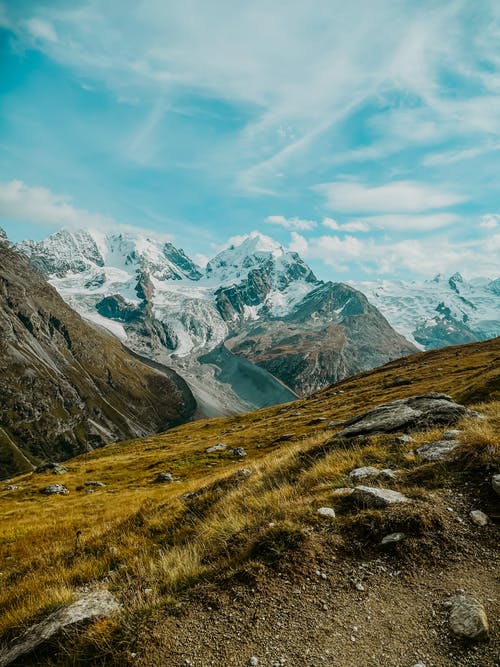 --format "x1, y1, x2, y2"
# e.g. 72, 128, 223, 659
355, 273, 500, 349
18, 228, 417, 409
